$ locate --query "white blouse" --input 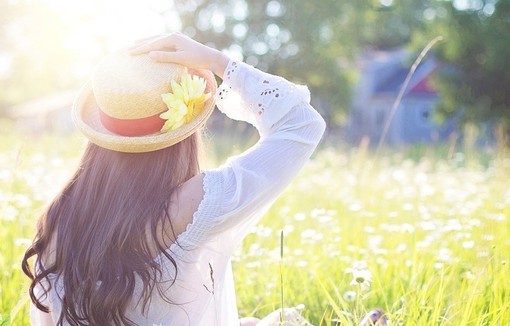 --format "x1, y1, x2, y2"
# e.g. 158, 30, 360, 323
33, 60, 325, 325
